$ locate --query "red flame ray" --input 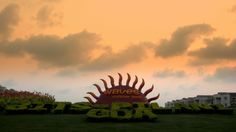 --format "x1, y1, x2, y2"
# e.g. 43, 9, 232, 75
118, 73, 123, 86
93, 84, 103, 94
144, 85, 154, 96
132, 75, 138, 88
148, 94, 160, 103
